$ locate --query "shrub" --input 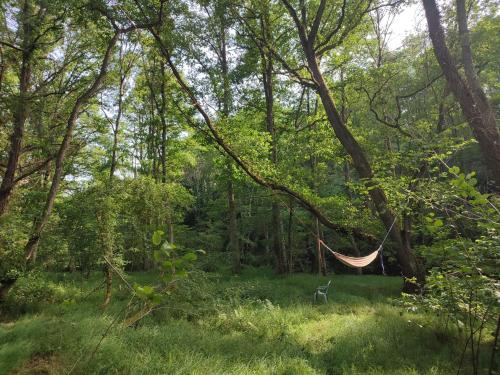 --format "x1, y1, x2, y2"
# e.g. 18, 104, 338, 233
4, 272, 55, 314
